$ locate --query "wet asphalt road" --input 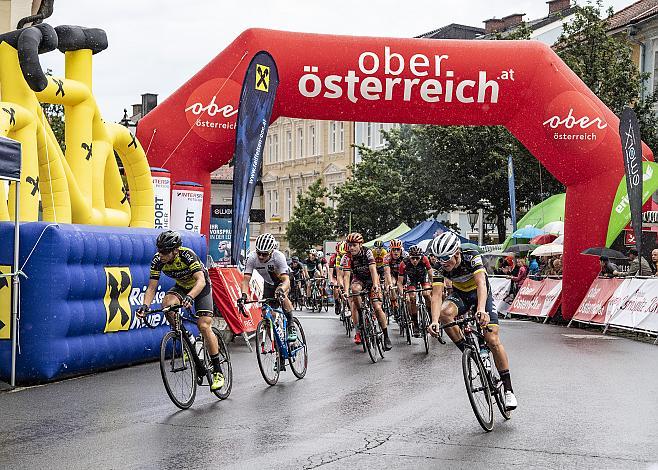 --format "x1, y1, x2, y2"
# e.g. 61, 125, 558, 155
1, 311, 658, 470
